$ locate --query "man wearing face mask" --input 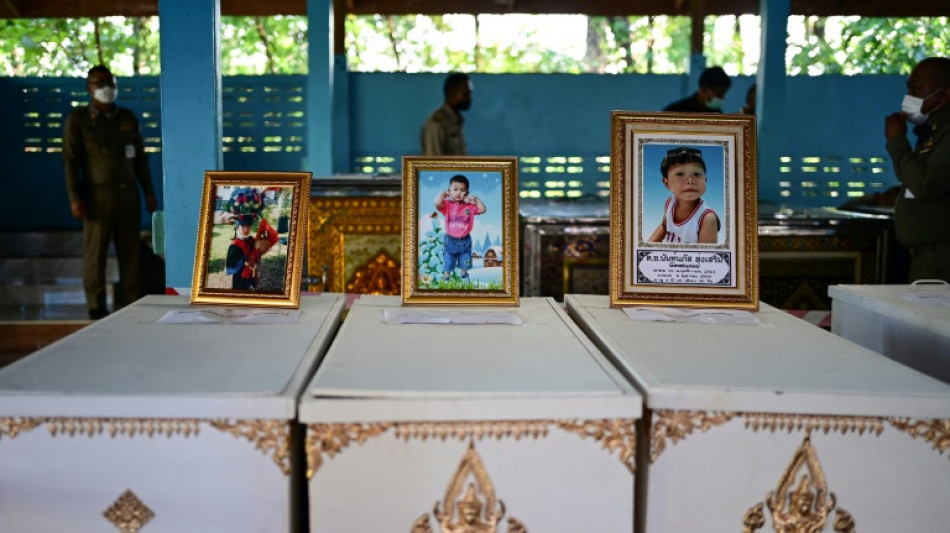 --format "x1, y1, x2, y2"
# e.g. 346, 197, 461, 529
885, 56, 950, 282
663, 66, 732, 113
63, 65, 157, 319
421, 72, 472, 155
